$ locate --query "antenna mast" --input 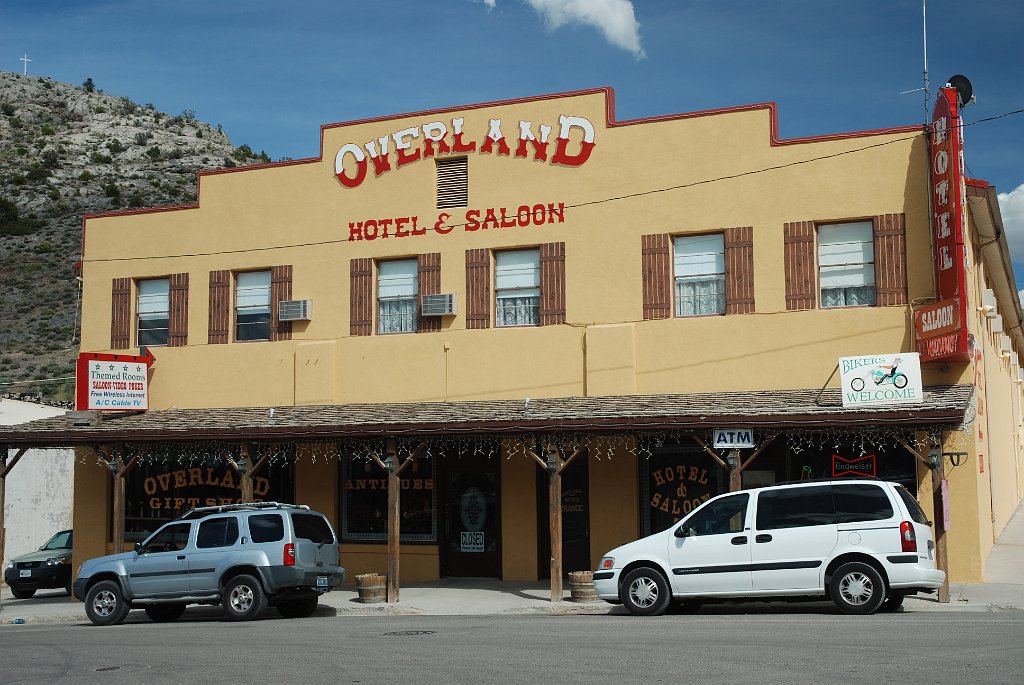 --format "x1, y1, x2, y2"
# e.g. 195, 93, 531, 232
922, 0, 930, 123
